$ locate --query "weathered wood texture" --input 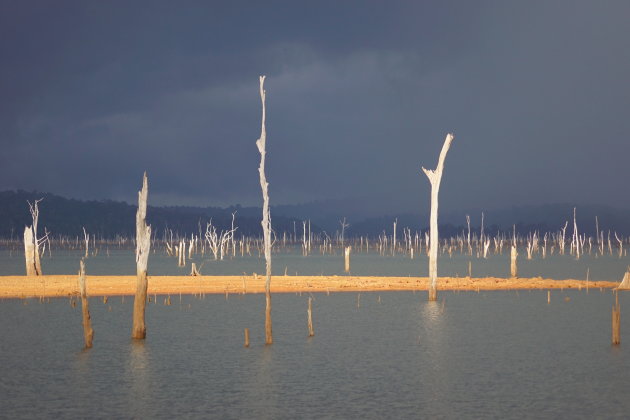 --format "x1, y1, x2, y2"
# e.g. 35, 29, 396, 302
256, 75, 273, 345
612, 292, 621, 345
422, 133, 454, 301
307, 297, 314, 337
78, 259, 94, 348
511, 245, 518, 278
24, 200, 43, 276
617, 271, 630, 289
132, 172, 151, 339
24, 227, 38, 276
